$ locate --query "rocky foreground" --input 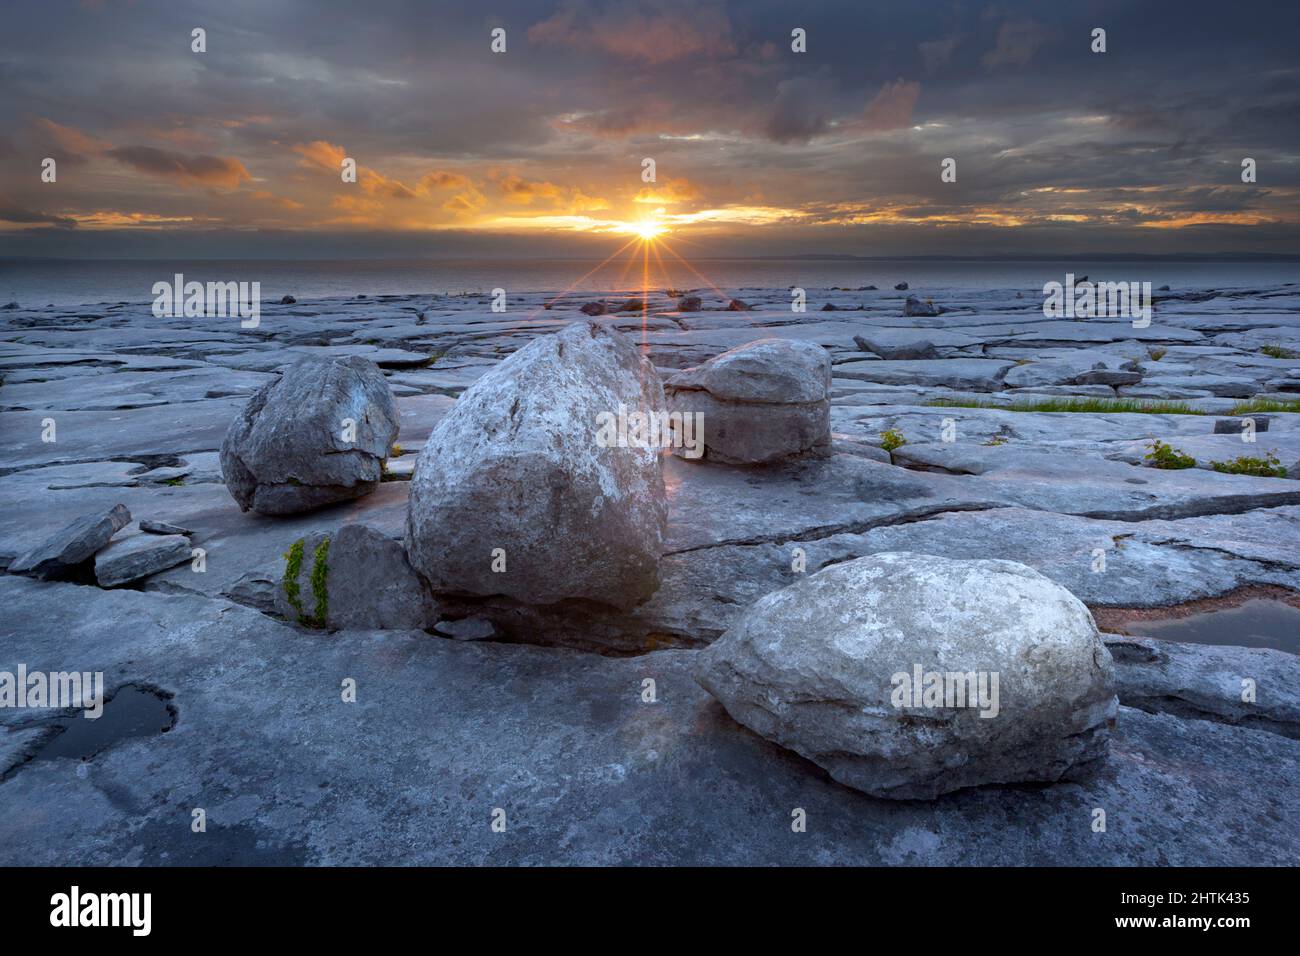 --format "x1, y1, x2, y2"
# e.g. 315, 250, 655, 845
1, 282, 1298, 865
